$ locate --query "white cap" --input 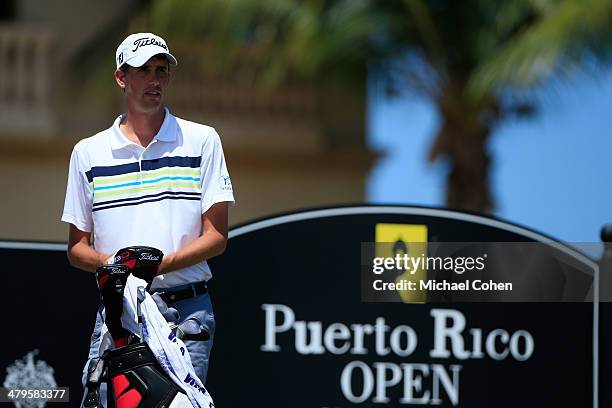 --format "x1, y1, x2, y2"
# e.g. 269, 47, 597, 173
115, 32, 178, 70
